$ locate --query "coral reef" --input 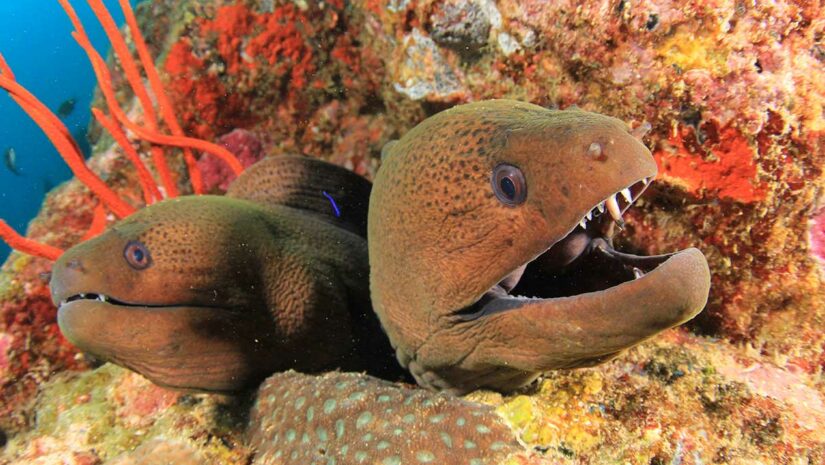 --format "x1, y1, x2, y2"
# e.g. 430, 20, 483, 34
0, 0, 823, 463
1, 364, 250, 465
485, 331, 825, 463
249, 371, 524, 464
